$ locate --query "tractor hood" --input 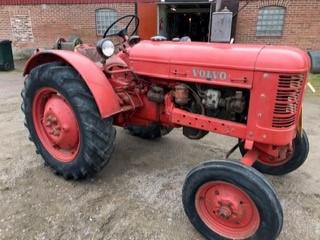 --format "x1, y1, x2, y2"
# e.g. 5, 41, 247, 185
129, 41, 309, 87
